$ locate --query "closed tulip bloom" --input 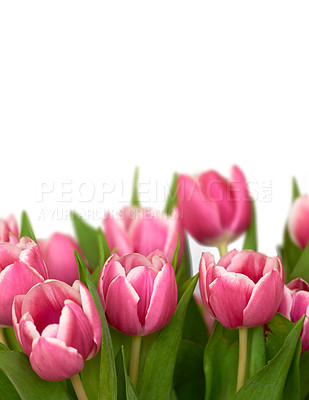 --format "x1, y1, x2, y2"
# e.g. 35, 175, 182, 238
97, 250, 177, 336
0, 214, 19, 244
0, 237, 48, 326
177, 166, 251, 246
13, 280, 101, 381
38, 233, 80, 285
104, 206, 184, 264
278, 278, 309, 353
288, 194, 309, 249
199, 249, 285, 329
